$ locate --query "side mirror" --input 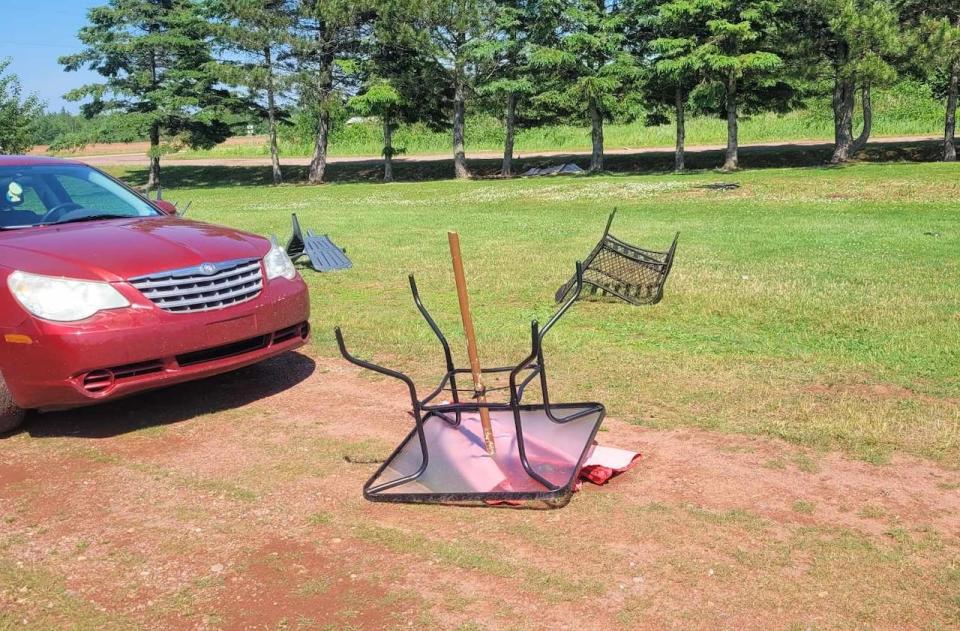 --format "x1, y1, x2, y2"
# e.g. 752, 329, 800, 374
153, 200, 178, 216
